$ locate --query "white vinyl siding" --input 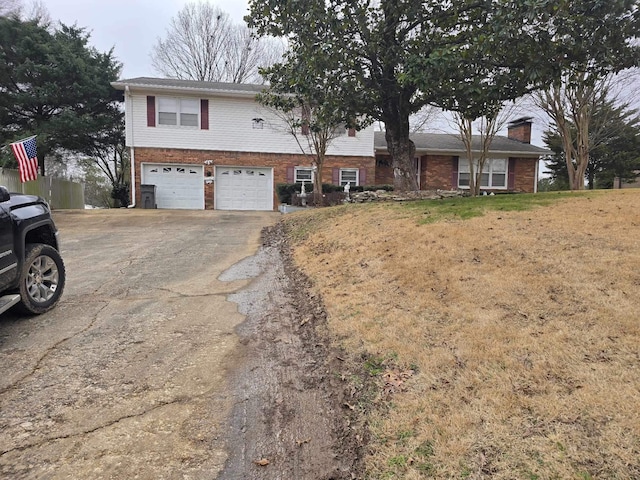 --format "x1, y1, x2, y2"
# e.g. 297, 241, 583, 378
157, 97, 199, 127
459, 158, 508, 189
127, 92, 375, 158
